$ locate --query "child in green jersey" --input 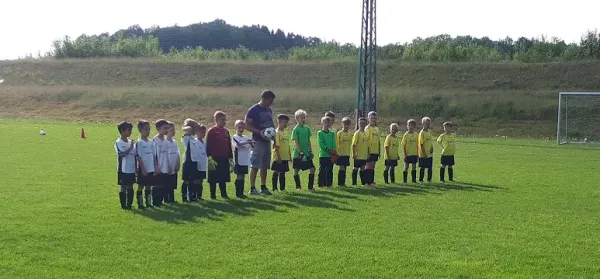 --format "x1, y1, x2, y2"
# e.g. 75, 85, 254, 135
292, 109, 316, 190
318, 116, 337, 187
